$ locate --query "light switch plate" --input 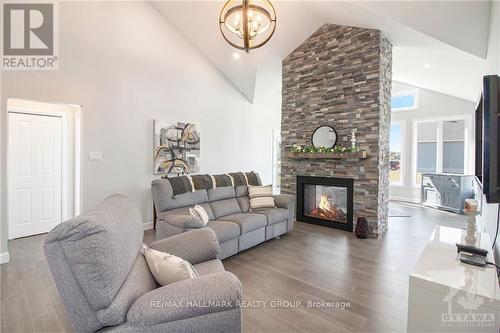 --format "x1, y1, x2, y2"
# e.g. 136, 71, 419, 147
88, 152, 102, 161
